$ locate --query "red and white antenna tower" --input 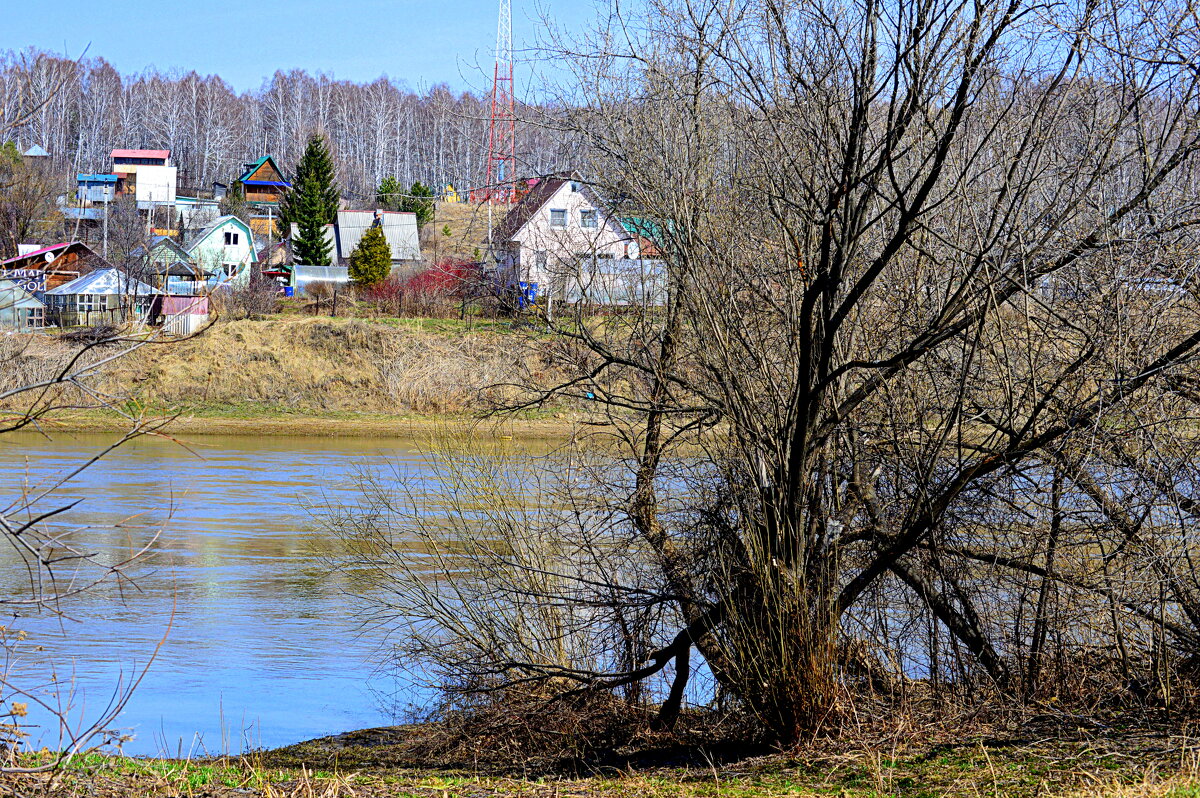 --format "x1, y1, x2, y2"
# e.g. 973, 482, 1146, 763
484, 0, 516, 204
